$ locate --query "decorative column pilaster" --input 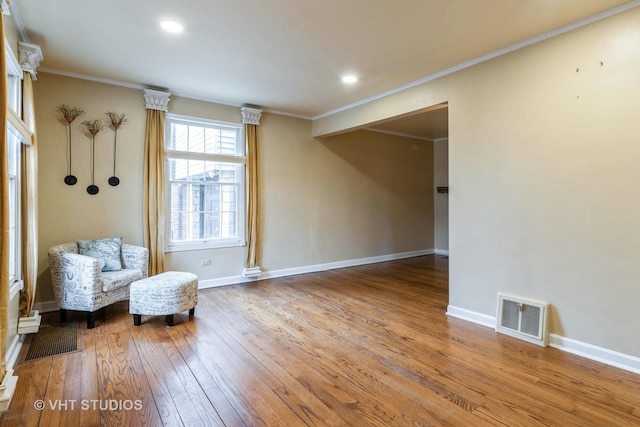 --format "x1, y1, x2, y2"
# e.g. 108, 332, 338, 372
143, 89, 171, 111
241, 106, 263, 278
18, 42, 43, 80
241, 106, 262, 126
